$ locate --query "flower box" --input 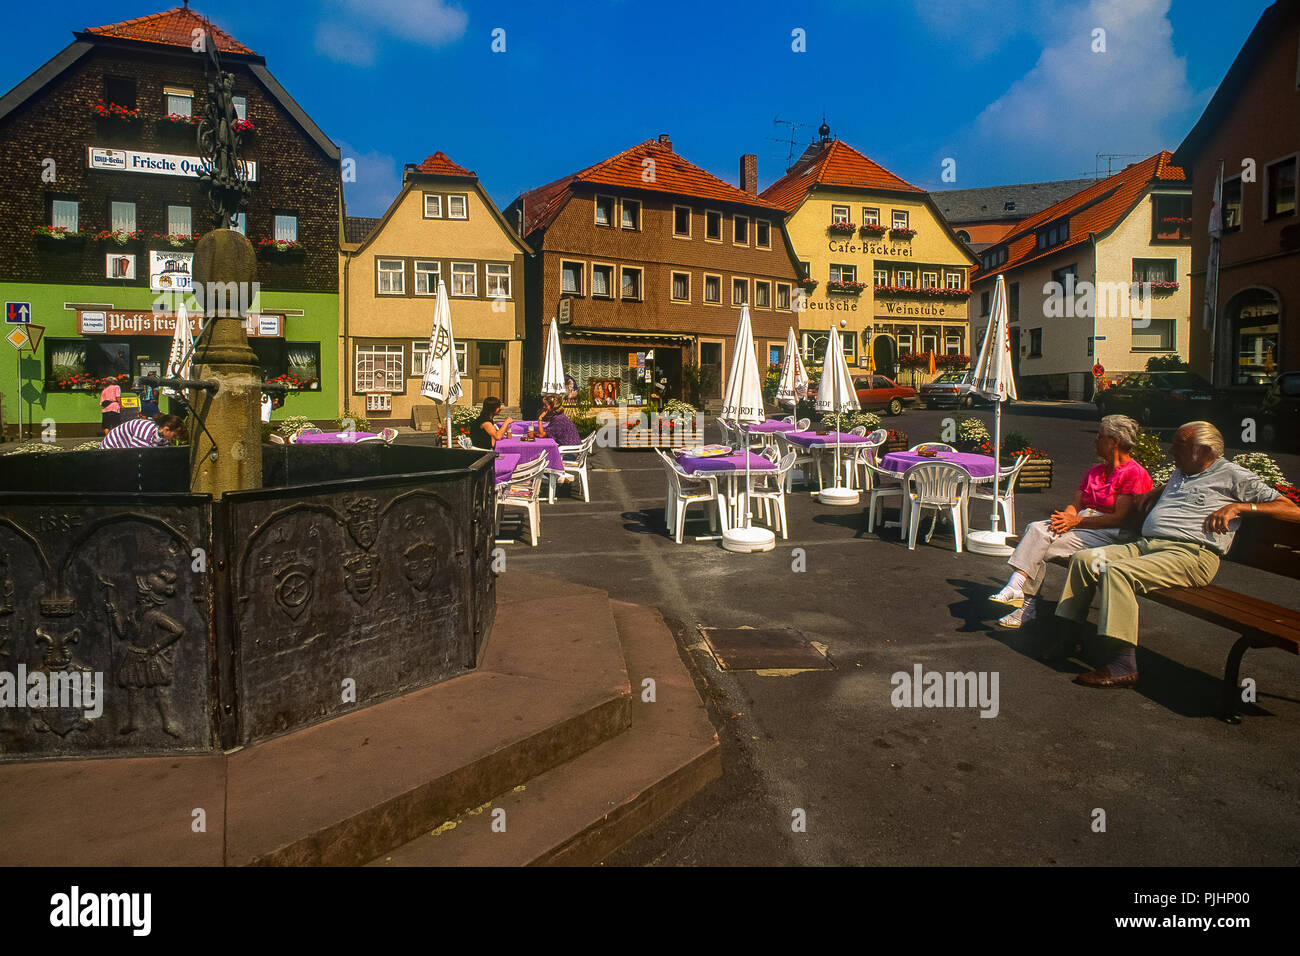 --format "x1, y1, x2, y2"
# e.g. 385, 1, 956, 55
33, 226, 85, 245
151, 233, 197, 249
158, 113, 201, 128
859, 224, 888, 237
889, 227, 916, 239
91, 230, 144, 246
882, 432, 909, 455
828, 222, 857, 235
233, 119, 256, 135
1011, 456, 1053, 491
797, 278, 819, 292
257, 238, 306, 255
89, 100, 140, 121
1147, 281, 1179, 294
827, 280, 866, 294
